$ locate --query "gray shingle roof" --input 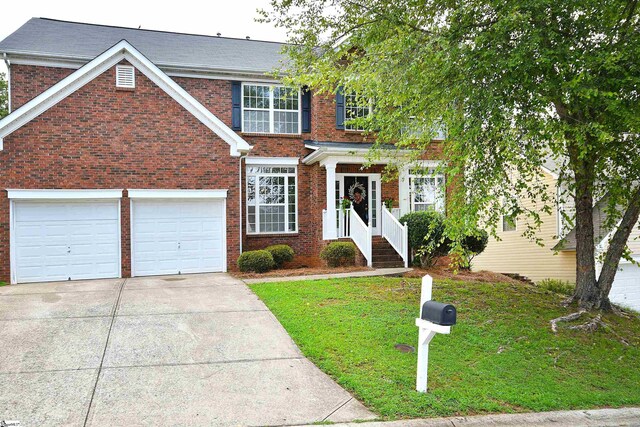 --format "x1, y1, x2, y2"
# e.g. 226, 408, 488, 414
0, 18, 288, 73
